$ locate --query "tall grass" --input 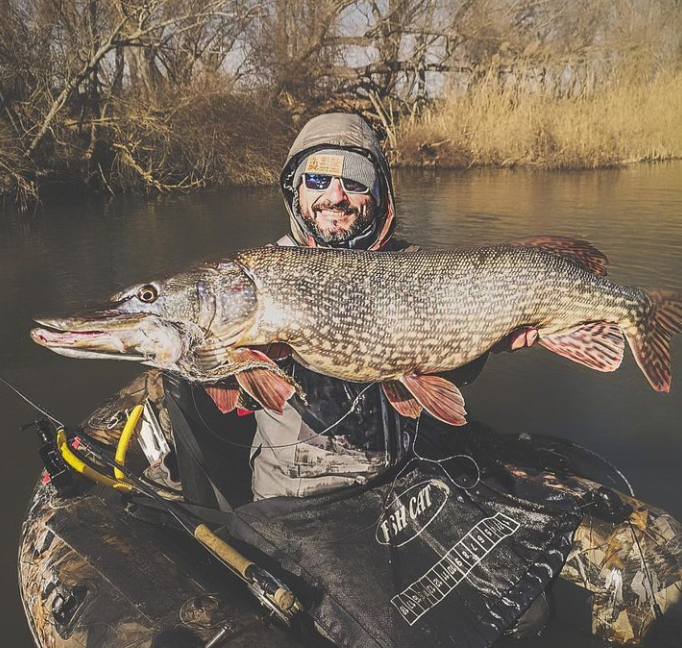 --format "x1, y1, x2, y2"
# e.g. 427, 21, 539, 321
3, 67, 681, 209
393, 70, 682, 170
